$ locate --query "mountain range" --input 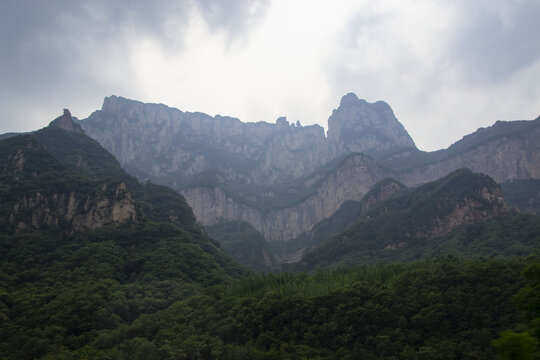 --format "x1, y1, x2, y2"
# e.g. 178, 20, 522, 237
0, 101, 539, 358
77, 94, 540, 242
71, 93, 540, 269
